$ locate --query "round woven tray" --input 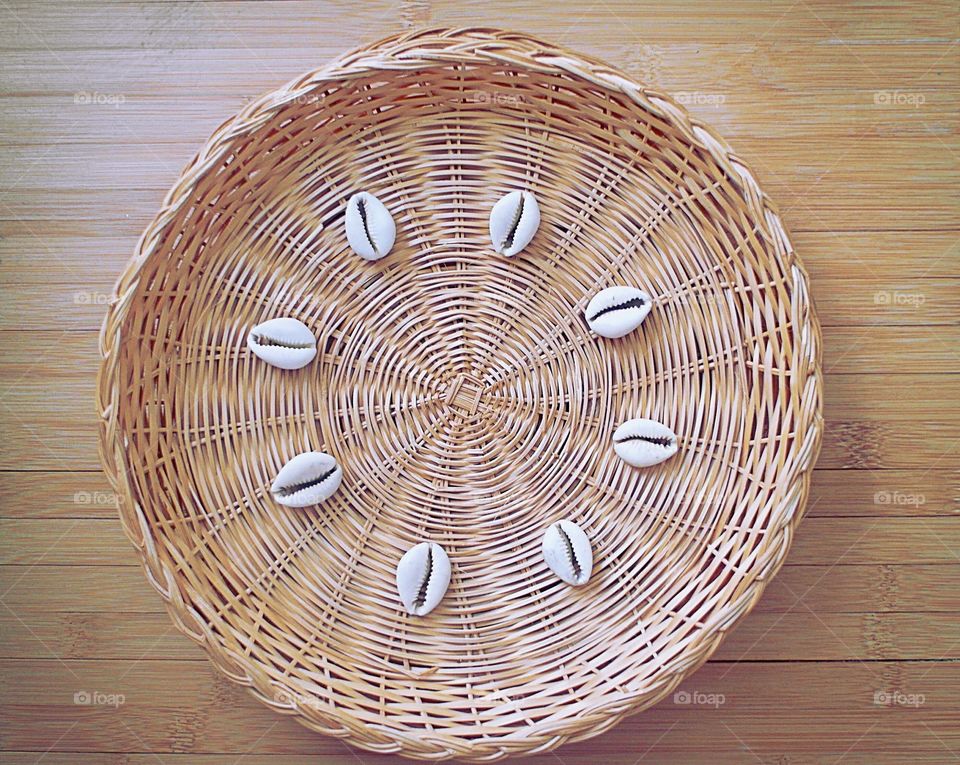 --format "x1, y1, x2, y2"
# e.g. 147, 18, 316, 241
98, 27, 823, 761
